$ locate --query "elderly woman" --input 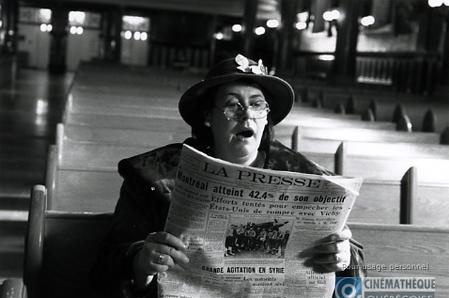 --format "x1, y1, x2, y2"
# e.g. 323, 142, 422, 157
92, 55, 365, 298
